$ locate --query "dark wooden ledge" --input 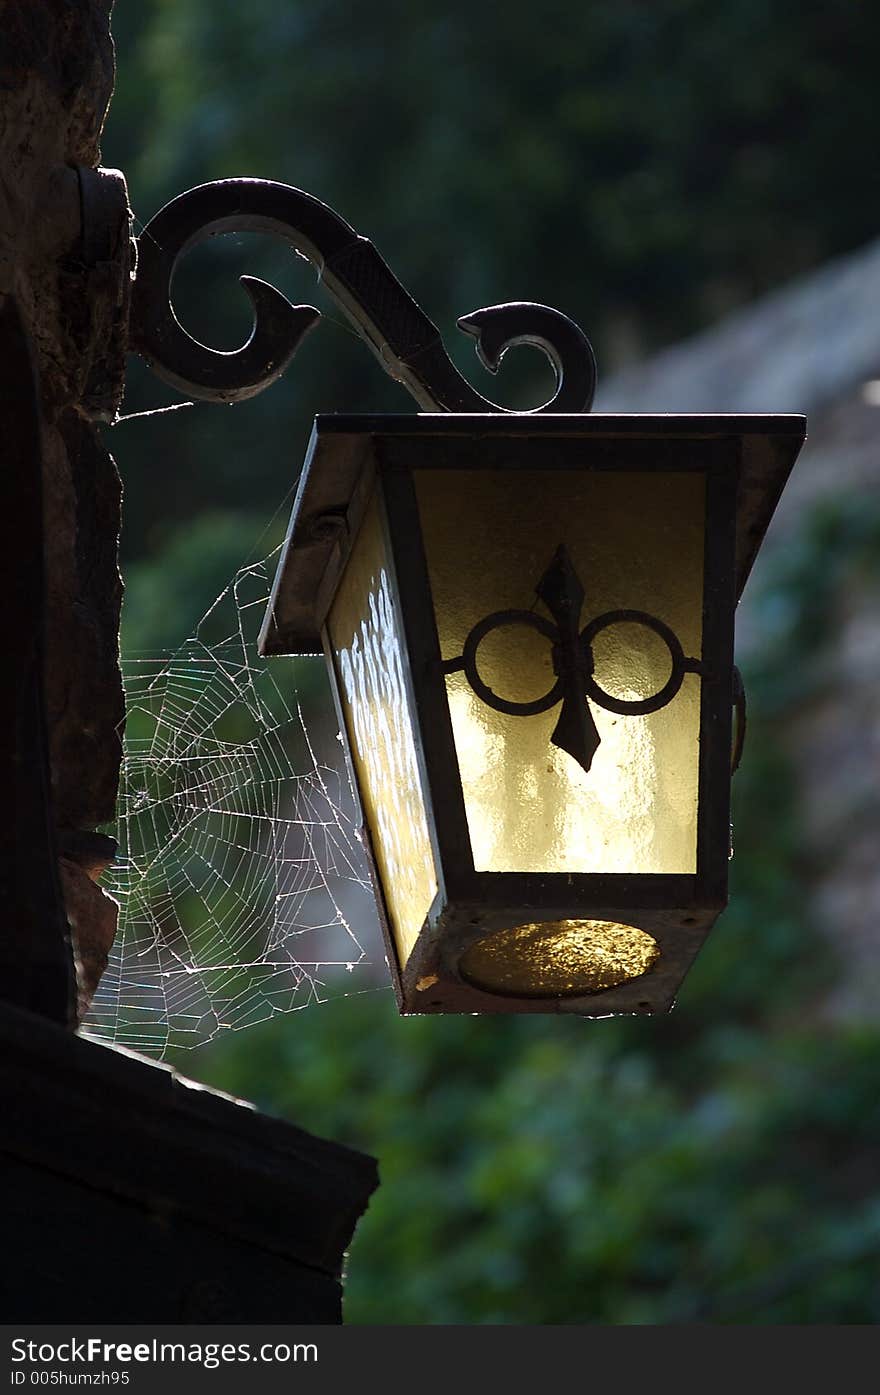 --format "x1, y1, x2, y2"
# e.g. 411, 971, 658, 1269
0, 1002, 378, 1322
